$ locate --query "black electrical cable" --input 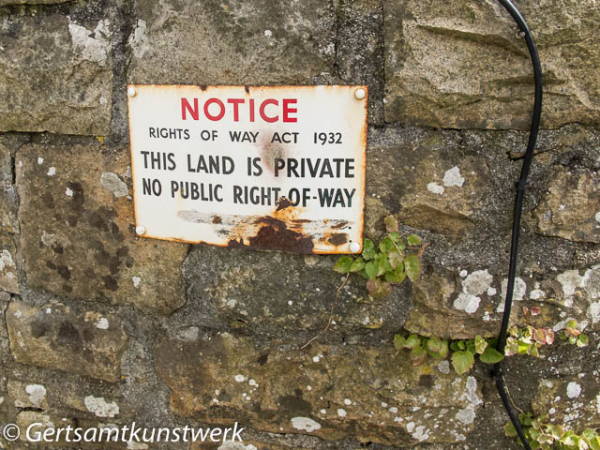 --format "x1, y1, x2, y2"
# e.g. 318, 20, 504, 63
493, 1, 543, 449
